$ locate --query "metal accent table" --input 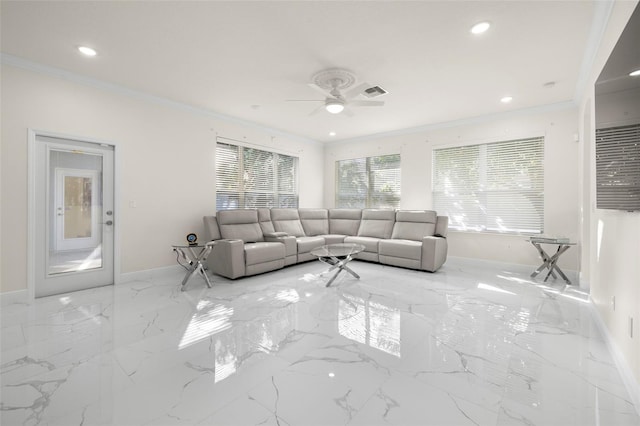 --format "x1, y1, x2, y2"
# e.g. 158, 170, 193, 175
529, 237, 576, 284
310, 243, 365, 287
172, 241, 216, 291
